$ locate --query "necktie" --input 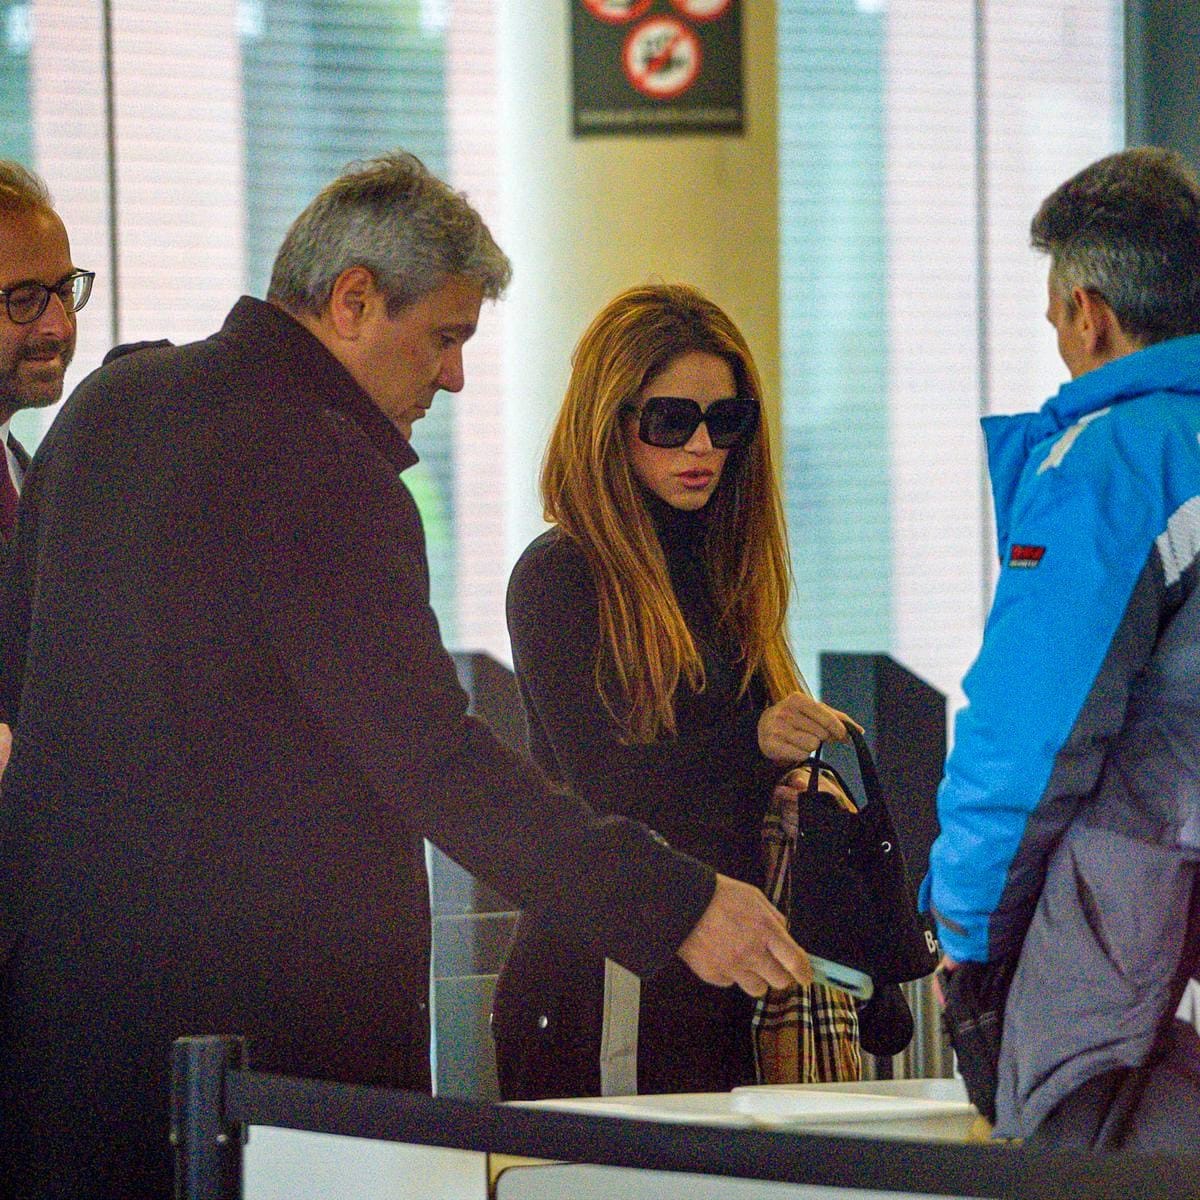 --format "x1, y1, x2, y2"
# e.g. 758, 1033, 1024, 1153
0, 453, 18, 539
